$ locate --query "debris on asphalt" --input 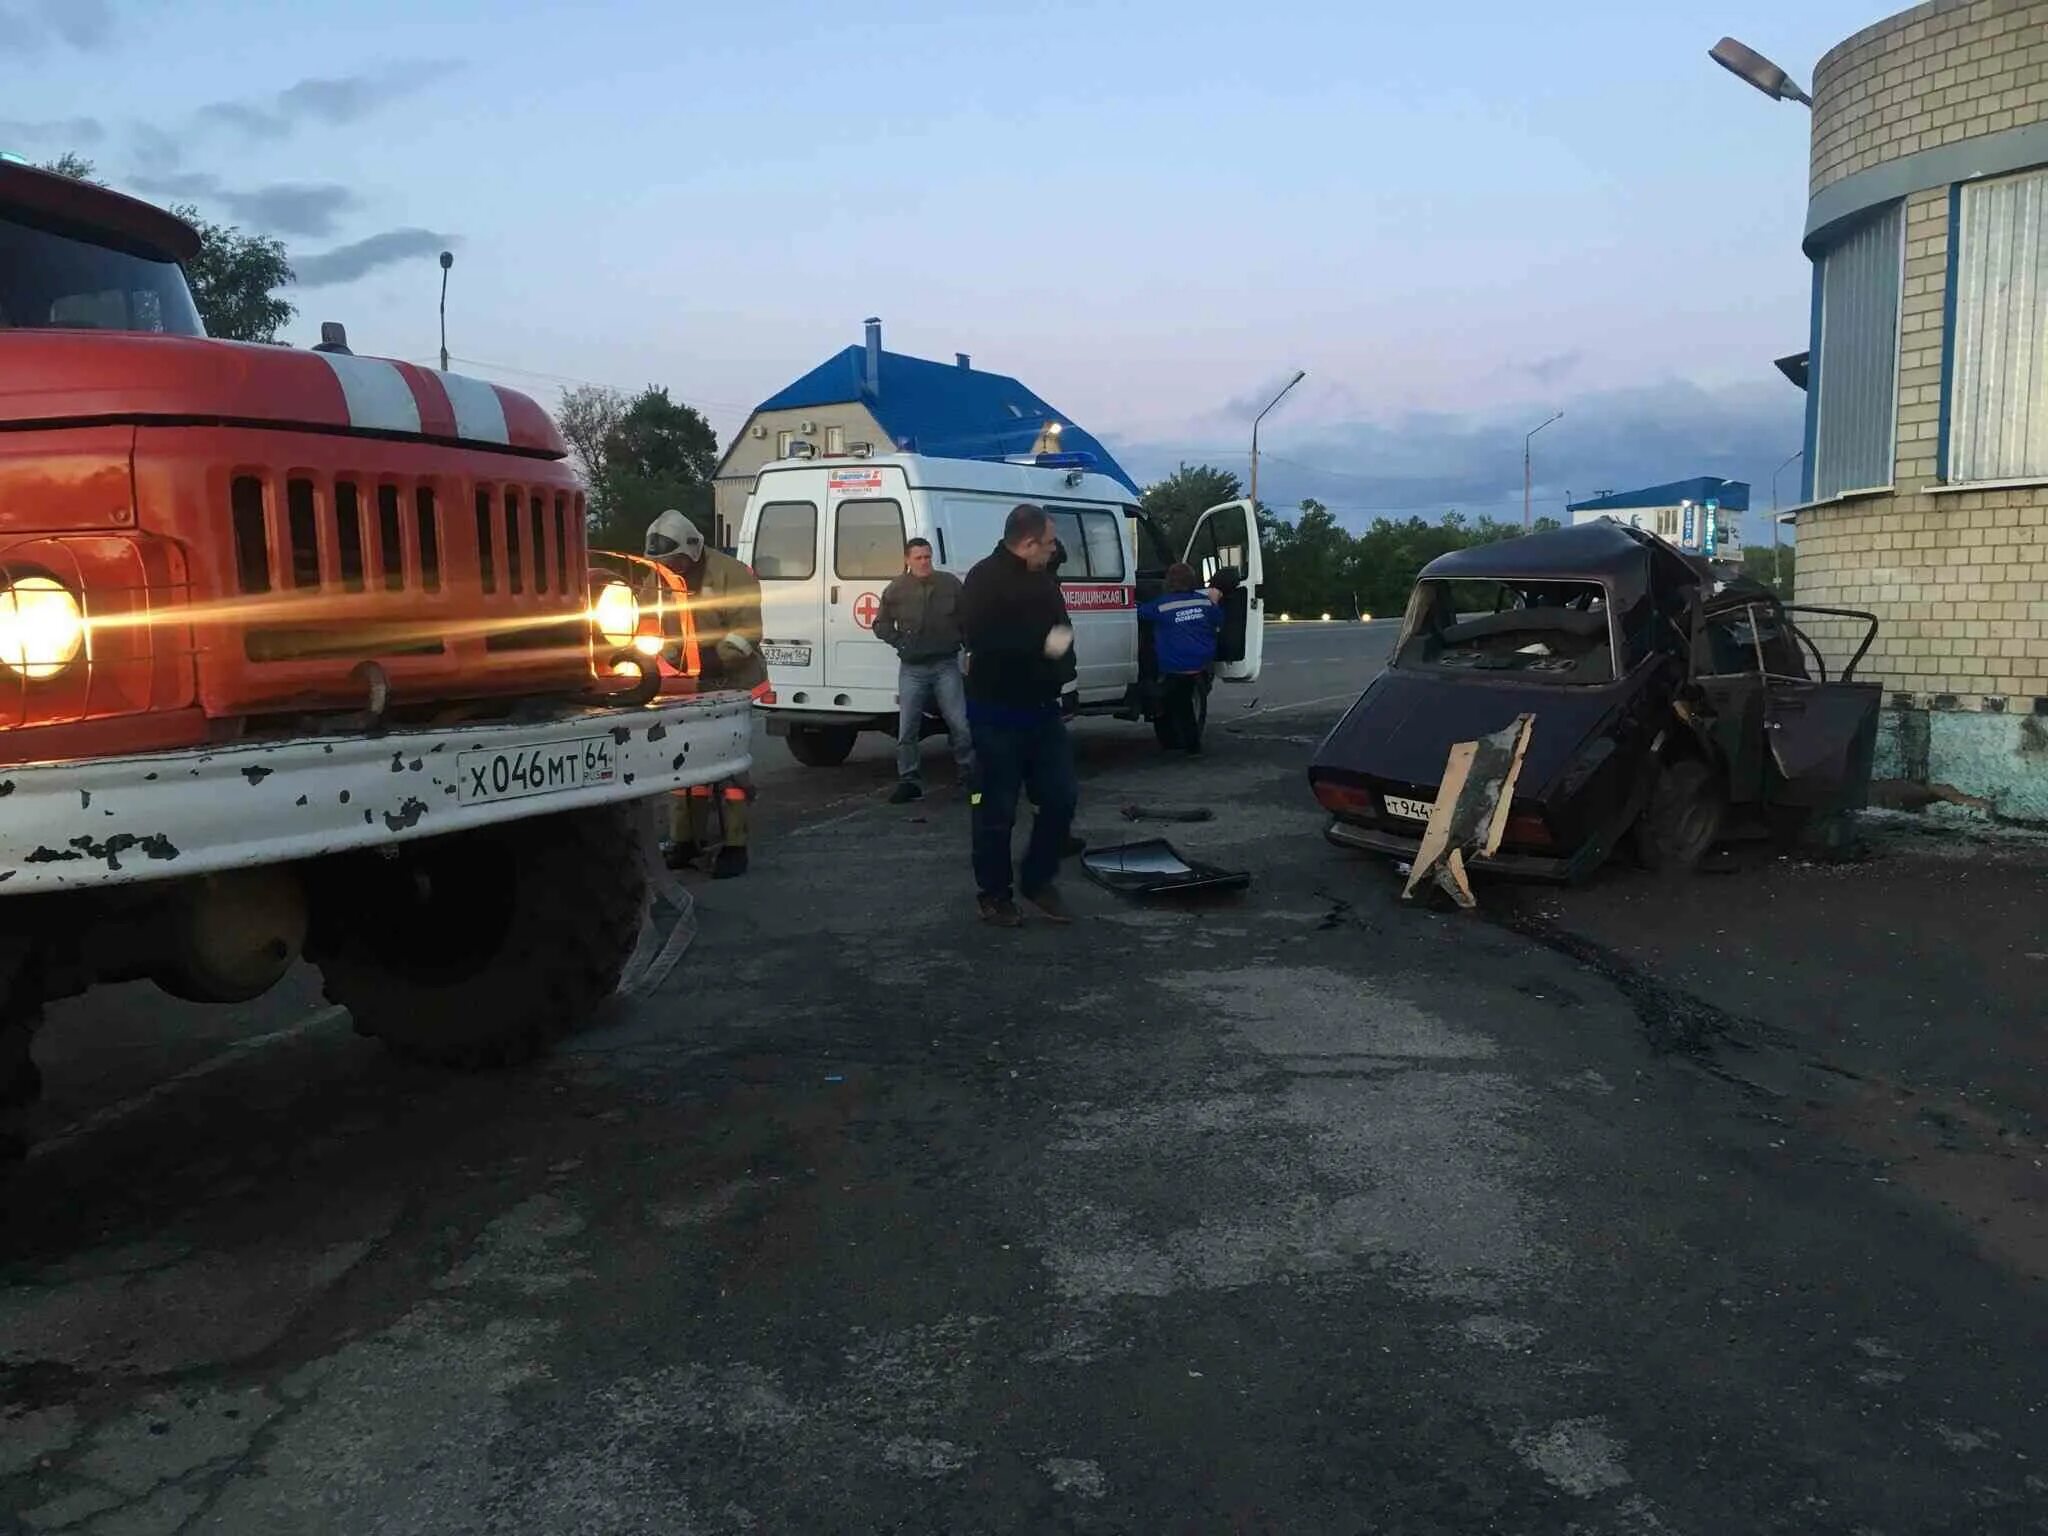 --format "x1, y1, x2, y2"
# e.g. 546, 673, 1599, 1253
1401, 714, 1534, 909
1118, 803, 1216, 823
1081, 839, 1251, 898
